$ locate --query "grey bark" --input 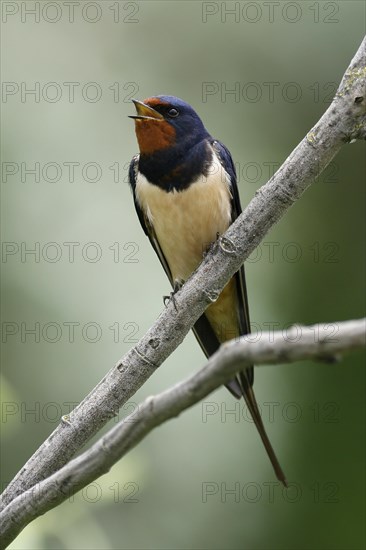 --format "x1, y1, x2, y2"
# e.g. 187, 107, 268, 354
1, 34, 365, 524
1, 319, 365, 549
